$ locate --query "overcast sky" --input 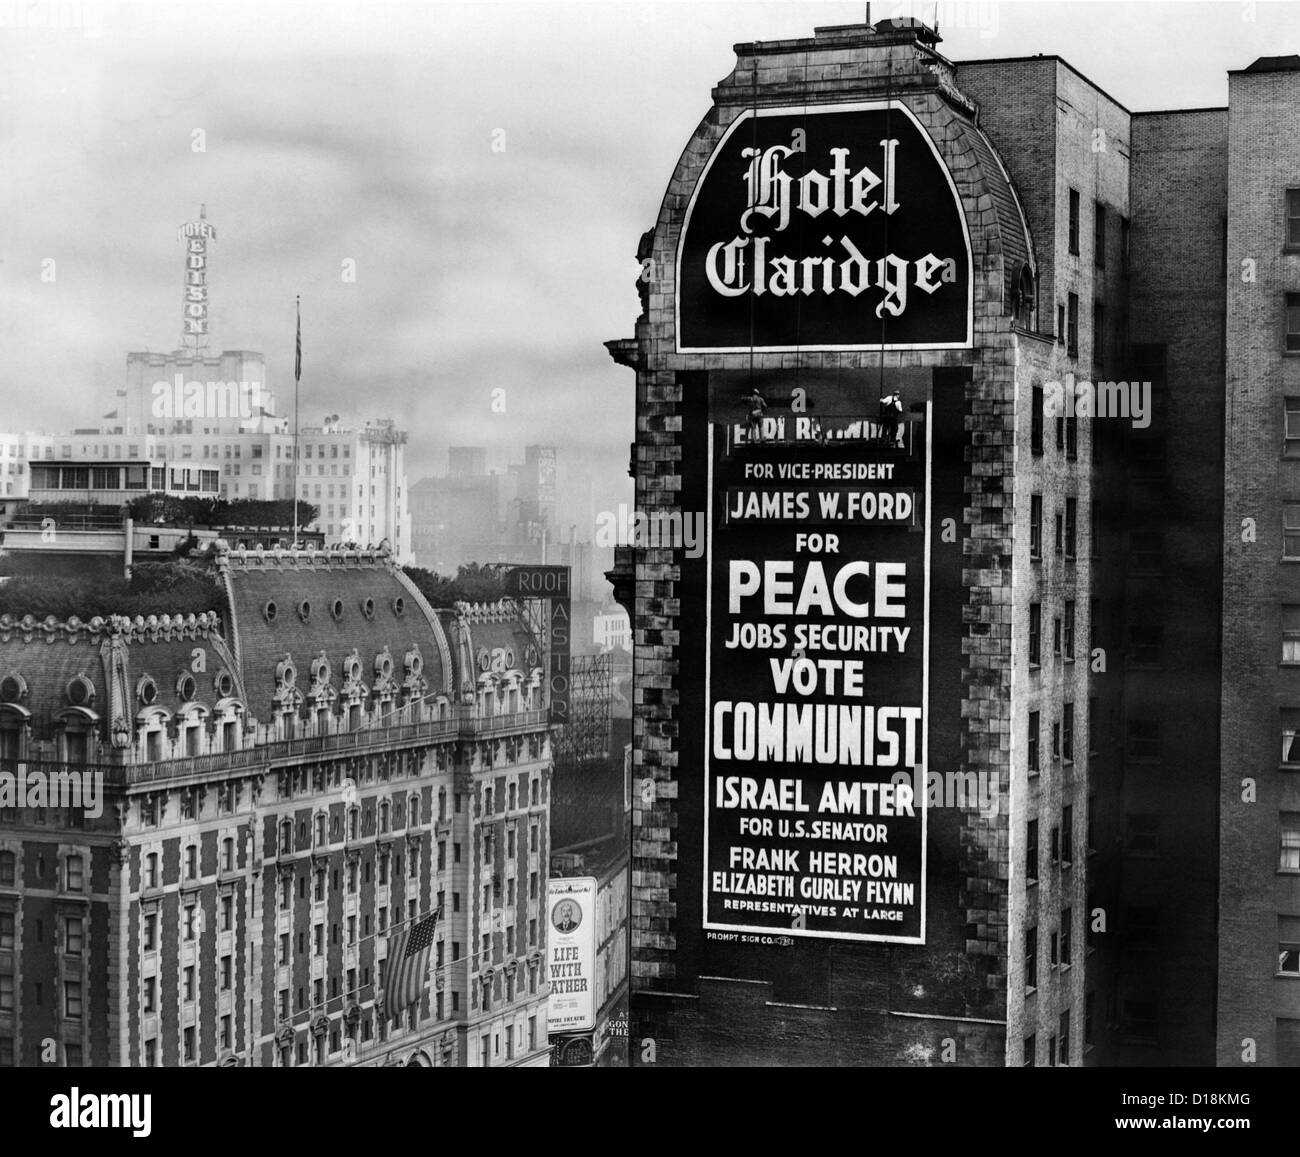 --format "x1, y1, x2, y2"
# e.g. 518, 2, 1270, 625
0, 0, 1293, 531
